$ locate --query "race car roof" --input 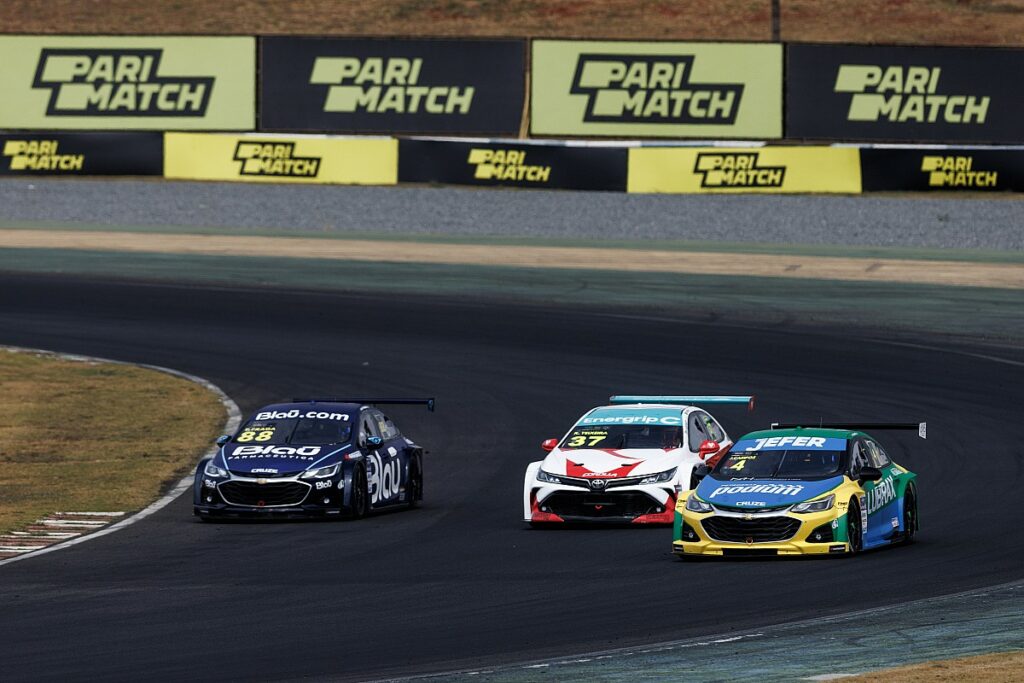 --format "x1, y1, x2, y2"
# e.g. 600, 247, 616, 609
577, 404, 688, 426
252, 401, 363, 415
741, 427, 857, 441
